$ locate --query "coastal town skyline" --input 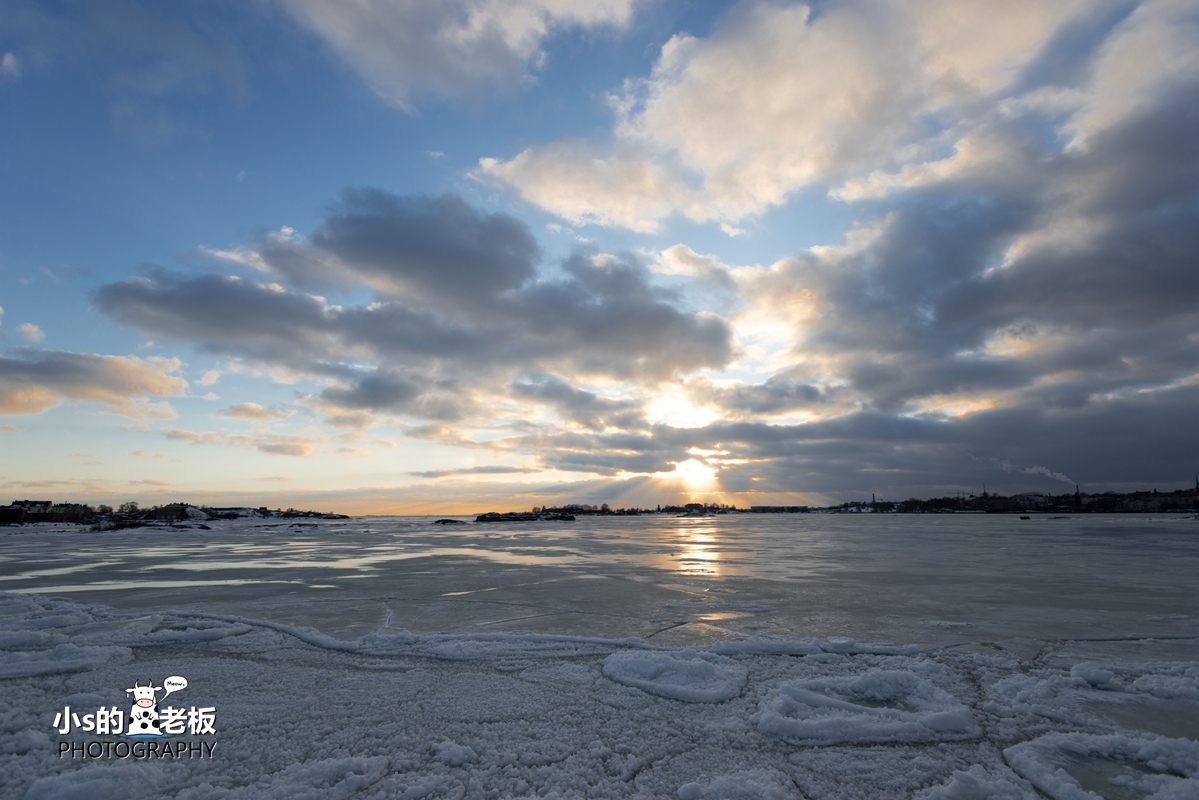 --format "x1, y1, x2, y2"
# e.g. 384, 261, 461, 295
3, 0, 1198, 514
